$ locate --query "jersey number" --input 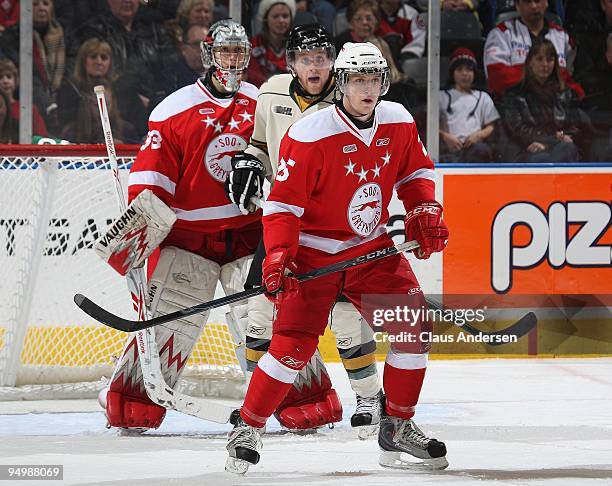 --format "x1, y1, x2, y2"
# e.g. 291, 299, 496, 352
276, 157, 296, 182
